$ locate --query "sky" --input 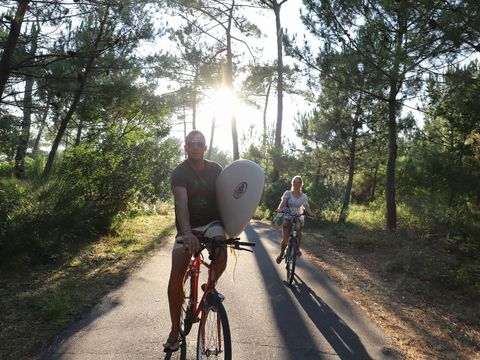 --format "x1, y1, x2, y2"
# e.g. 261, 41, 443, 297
165, 1, 313, 156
